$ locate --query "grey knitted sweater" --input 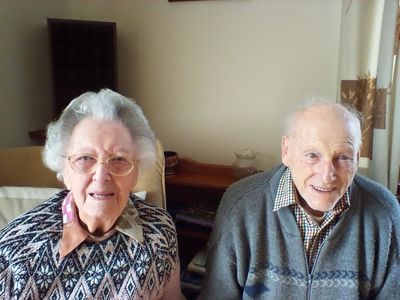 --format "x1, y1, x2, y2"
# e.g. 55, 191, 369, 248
200, 165, 400, 300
